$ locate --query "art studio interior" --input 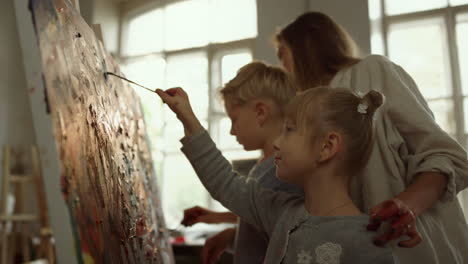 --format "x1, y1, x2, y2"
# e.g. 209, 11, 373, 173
2, 0, 468, 263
